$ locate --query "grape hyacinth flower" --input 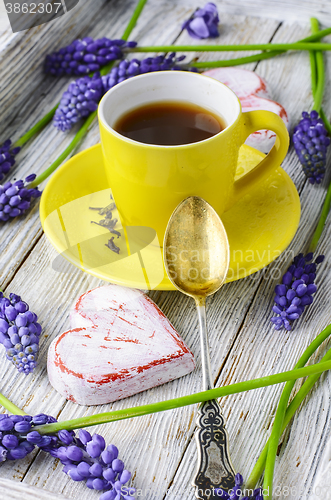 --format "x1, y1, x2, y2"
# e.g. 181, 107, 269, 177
0, 413, 57, 461
182, 2, 220, 39
0, 174, 41, 222
52, 429, 134, 500
0, 414, 133, 500
53, 72, 105, 131
45, 37, 137, 77
0, 140, 20, 182
0, 292, 42, 374
271, 253, 324, 331
102, 54, 193, 93
292, 111, 330, 184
